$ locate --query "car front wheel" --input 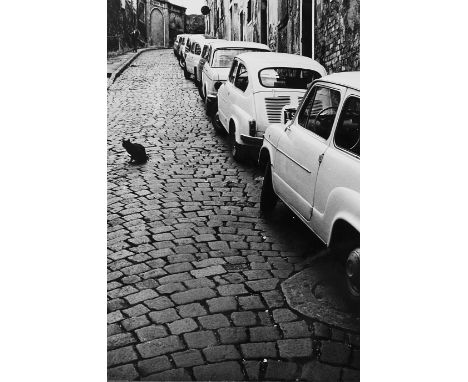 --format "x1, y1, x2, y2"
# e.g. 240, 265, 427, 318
260, 161, 278, 213
345, 247, 360, 303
